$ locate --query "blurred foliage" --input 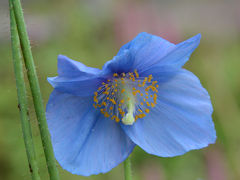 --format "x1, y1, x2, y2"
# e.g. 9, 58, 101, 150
1, 0, 240, 180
